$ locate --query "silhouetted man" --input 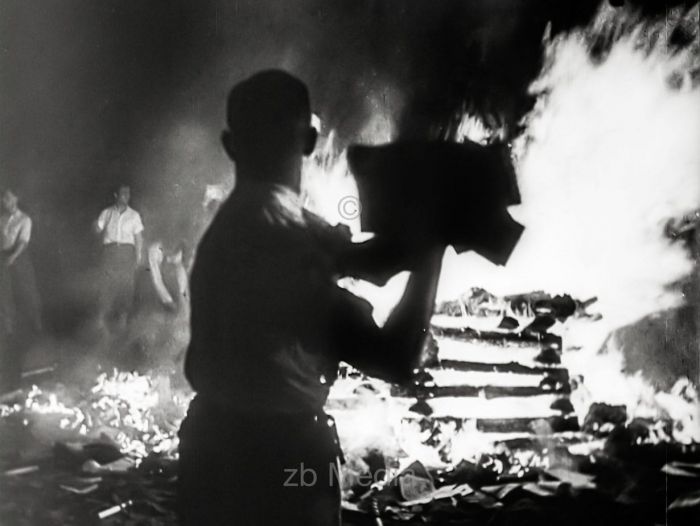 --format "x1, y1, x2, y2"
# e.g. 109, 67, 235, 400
178, 70, 444, 525
95, 184, 144, 332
